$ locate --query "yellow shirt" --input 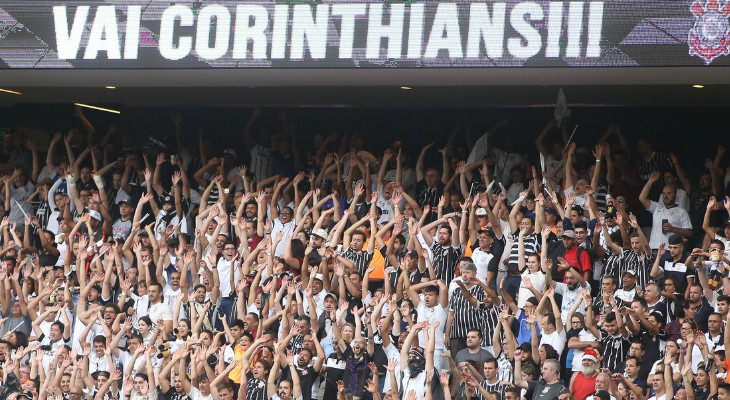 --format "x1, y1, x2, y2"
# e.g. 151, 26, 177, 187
228, 345, 246, 383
